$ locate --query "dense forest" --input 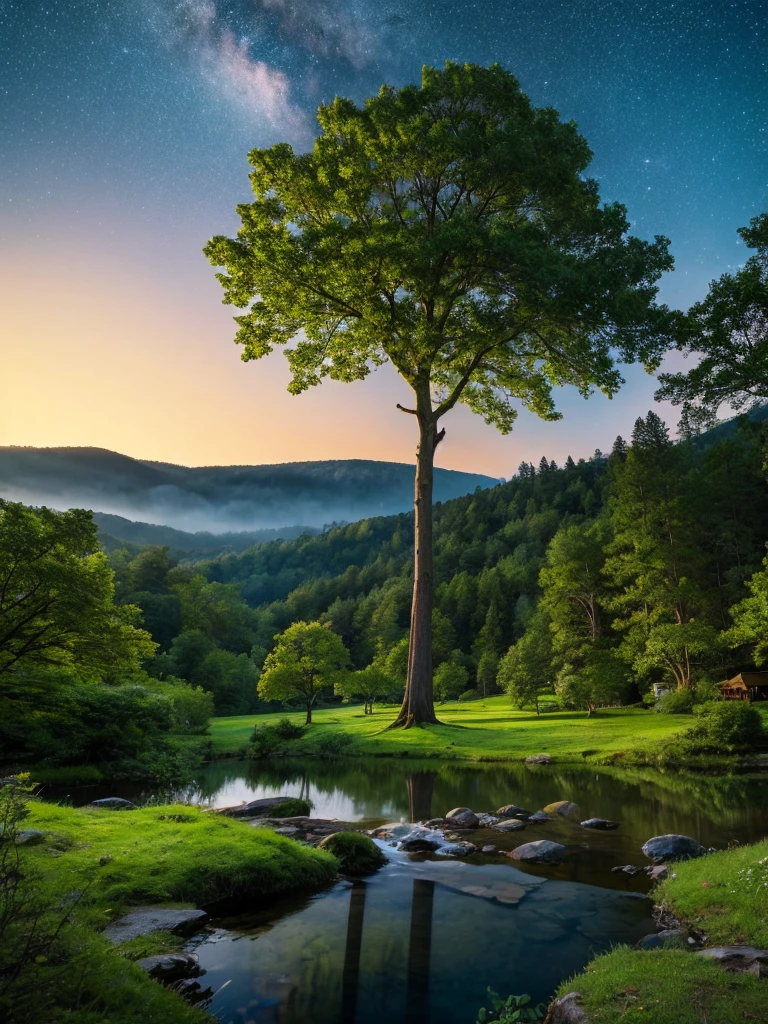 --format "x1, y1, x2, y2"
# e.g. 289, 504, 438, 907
108, 410, 768, 716
4, 408, 768, 783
